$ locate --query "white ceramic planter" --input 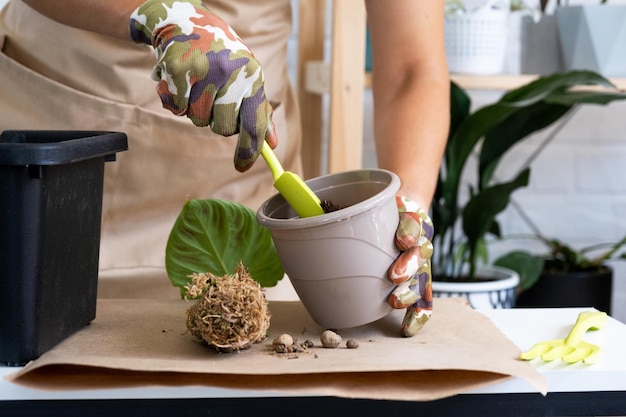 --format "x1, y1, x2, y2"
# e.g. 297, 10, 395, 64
257, 169, 400, 329
432, 266, 519, 310
445, 0, 509, 74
